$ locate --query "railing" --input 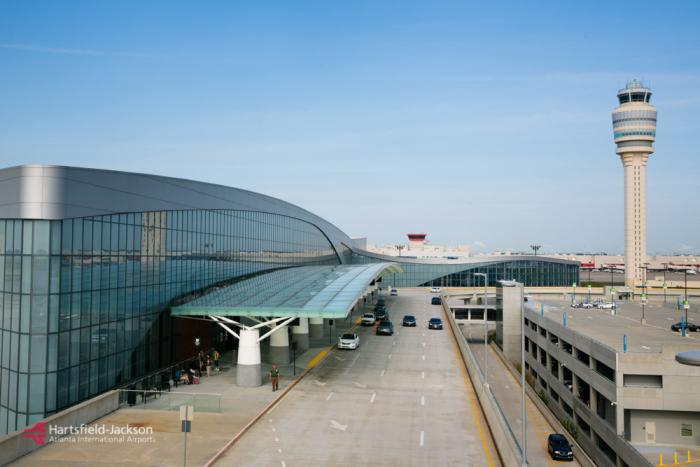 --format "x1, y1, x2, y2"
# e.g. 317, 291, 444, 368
117, 389, 222, 413
119, 356, 199, 391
